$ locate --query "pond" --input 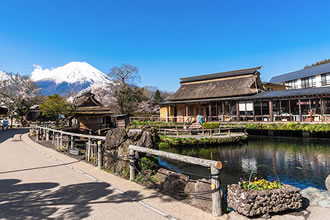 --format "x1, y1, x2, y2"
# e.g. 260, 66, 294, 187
159, 136, 330, 190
